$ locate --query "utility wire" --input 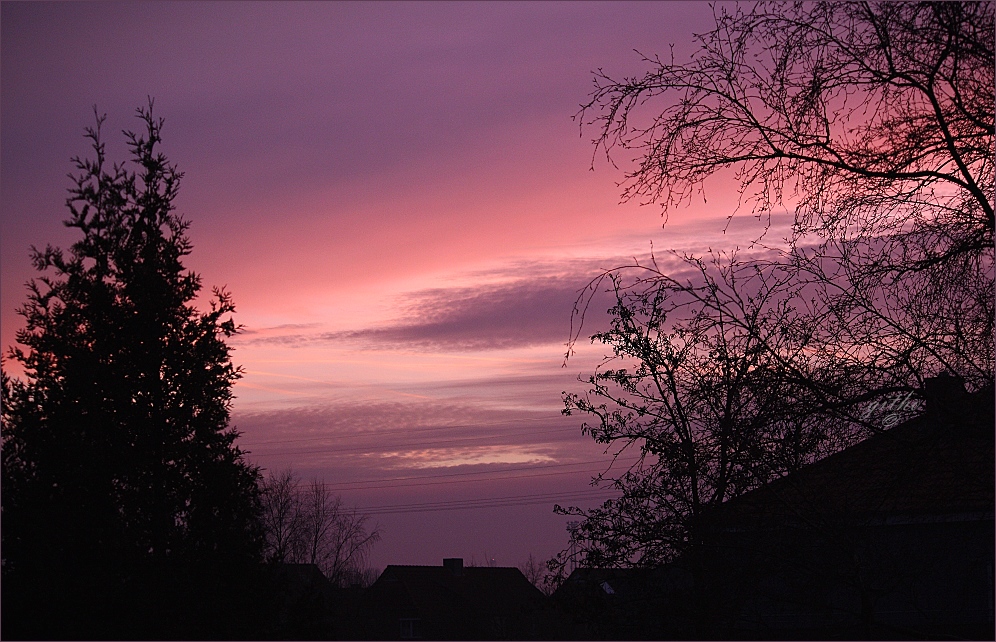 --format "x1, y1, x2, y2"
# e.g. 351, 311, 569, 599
360, 489, 619, 516
321, 466, 626, 492
366, 488, 615, 510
